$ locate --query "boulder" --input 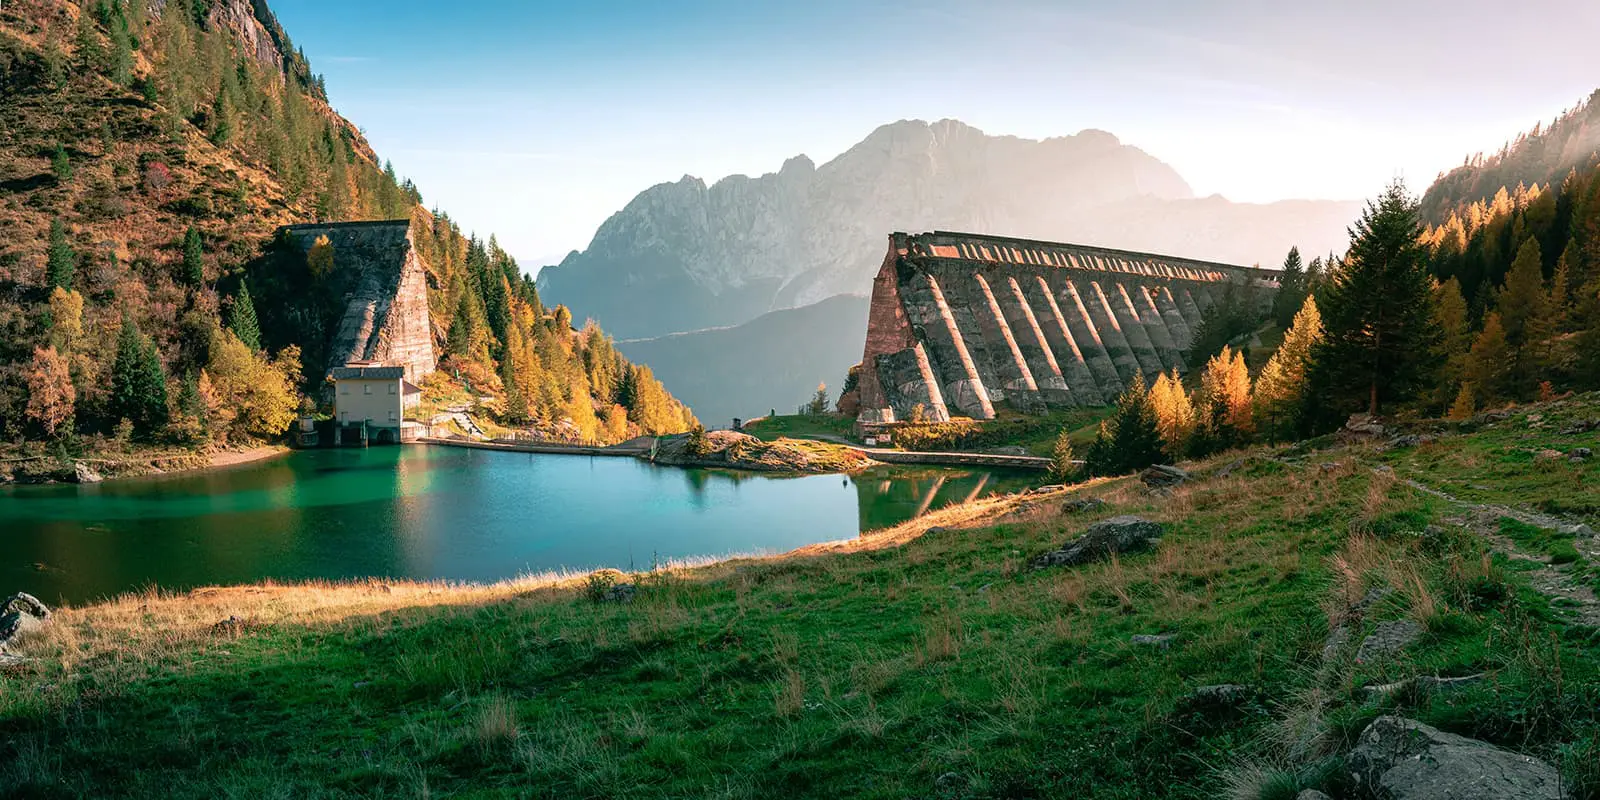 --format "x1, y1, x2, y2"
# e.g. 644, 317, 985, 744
1296, 791, 1333, 800
1061, 497, 1106, 514
1357, 619, 1423, 663
1176, 683, 1256, 714
72, 461, 103, 484
1130, 633, 1177, 649
1139, 465, 1189, 488
1031, 516, 1164, 569
1569, 447, 1592, 461
0, 592, 51, 653
1347, 716, 1565, 799
1, 592, 50, 621
602, 583, 637, 604
1342, 413, 1388, 441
